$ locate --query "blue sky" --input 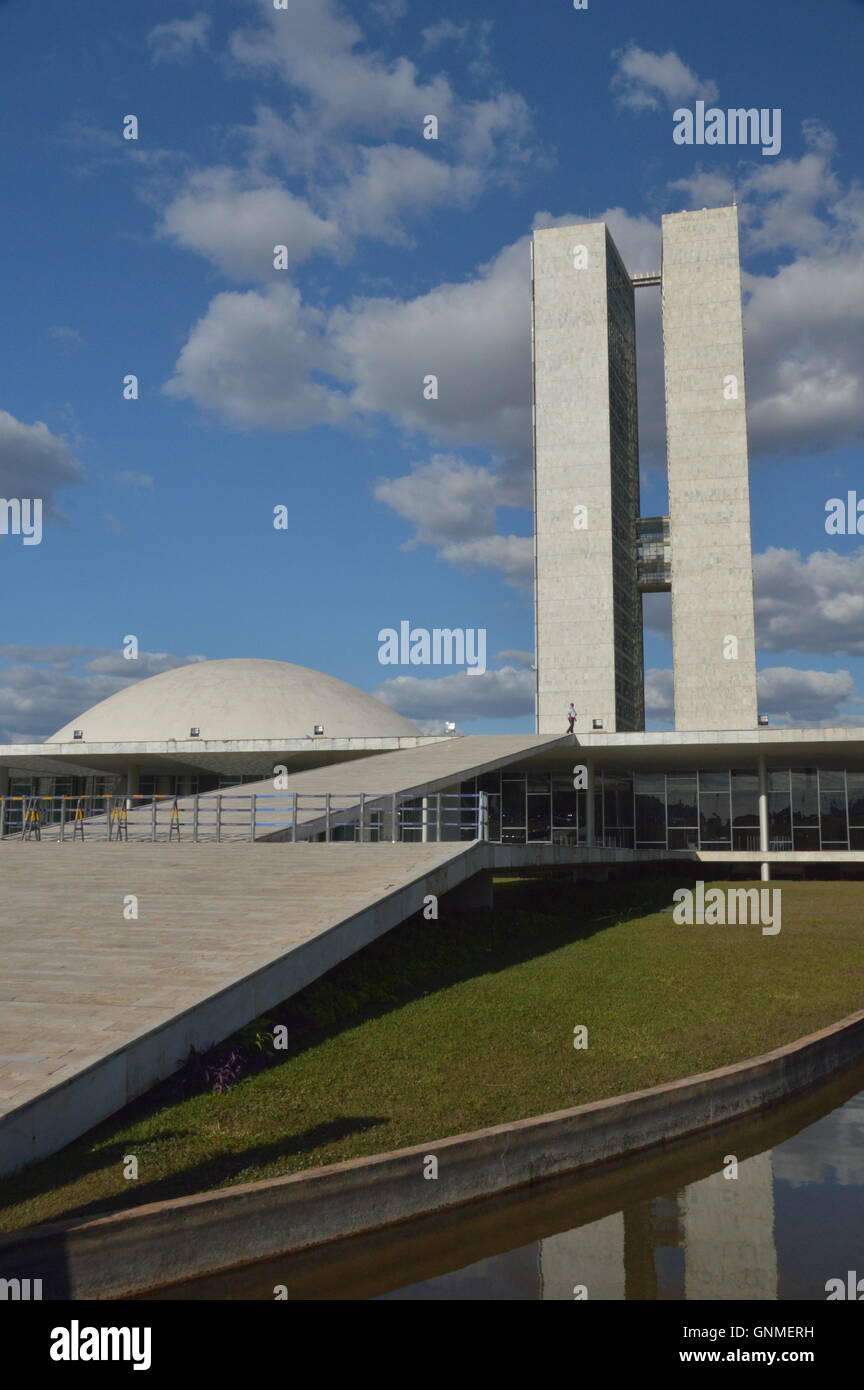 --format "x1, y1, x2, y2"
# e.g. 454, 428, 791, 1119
1, 0, 863, 739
